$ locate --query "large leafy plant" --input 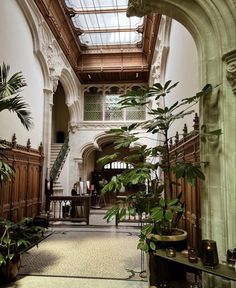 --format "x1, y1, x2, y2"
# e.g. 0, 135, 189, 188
98, 80, 221, 252
0, 218, 44, 267
0, 63, 32, 182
